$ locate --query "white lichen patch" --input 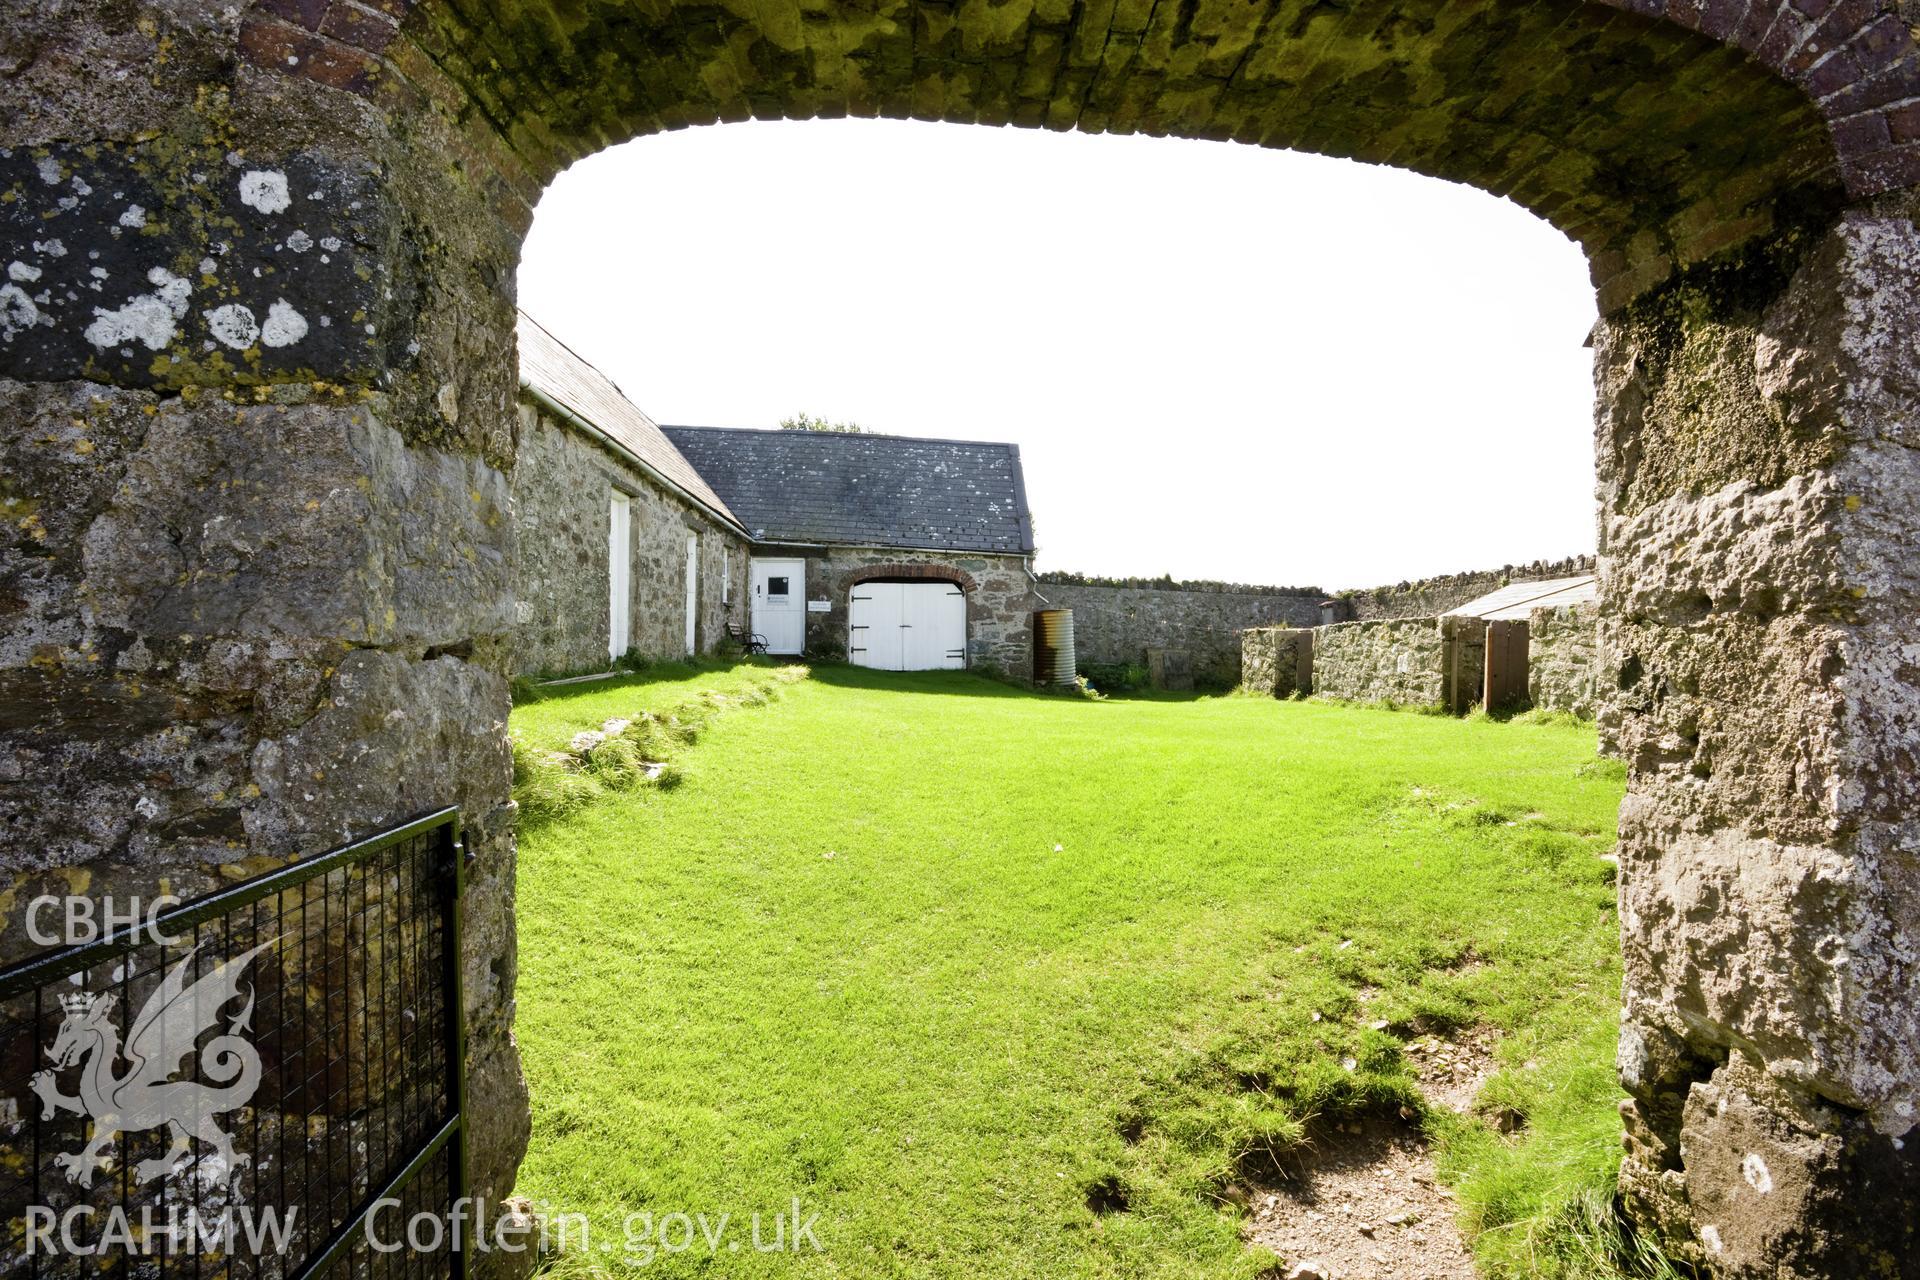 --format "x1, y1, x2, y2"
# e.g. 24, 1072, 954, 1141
0, 283, 42, 339
238, 169, 292, 215
204, 303, 259, 350
7, 261, 40, 283
118, 204, 147, 229
260, 299, 308, 348
35, 155, 61, 185
1742, 1153, 1772, 1194
83, 267, 190, 352
284, 229, 313, 252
